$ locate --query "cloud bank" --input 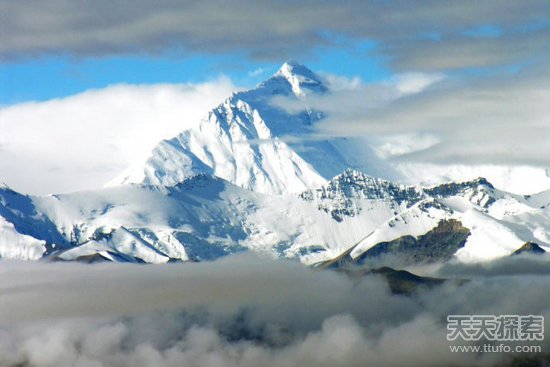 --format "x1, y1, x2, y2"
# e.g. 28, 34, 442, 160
289, 67, 550, 168
275, 65, 550, 194
2, 0, 548, 72
0, 78, 237, 195
1, 255, 550, 366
